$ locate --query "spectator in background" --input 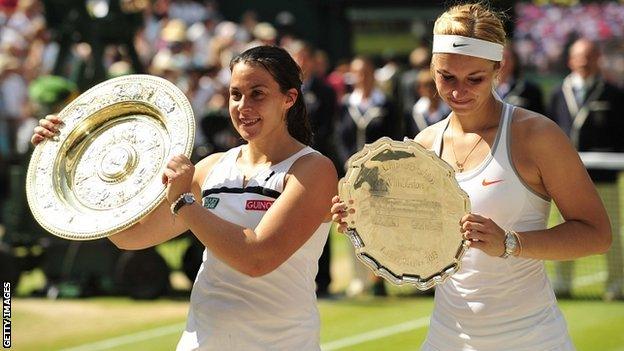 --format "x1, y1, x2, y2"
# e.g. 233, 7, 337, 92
375, 51, 401, 102
404, 69, 450, 137
313, 48, 330, 80
336, 55, 401, 297
549, 38, 624, 301
288, 40, 339, 298
0, 53, 19, 157
186, 13, 218, 68
326, 58, 350, 103
496, 44, 544, 114
0, 51, 27, 156
168, 0, 210, 25
249, 22, 277, 48
0, 0, 17, 23
238, 10, 258, 43
398, 45, 431, 118
158, 18, 192, 71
